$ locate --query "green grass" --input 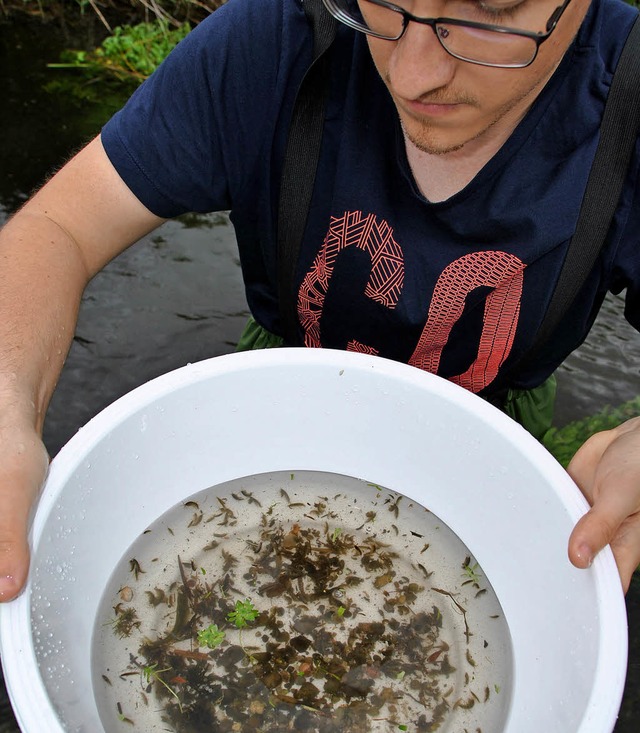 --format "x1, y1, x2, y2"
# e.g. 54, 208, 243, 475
544, 395, 640, 468
48, 18, 191, 82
